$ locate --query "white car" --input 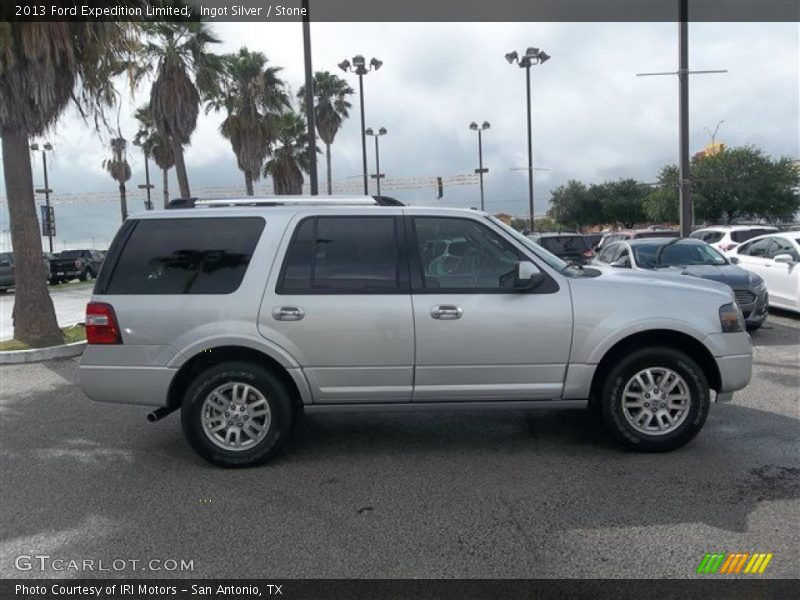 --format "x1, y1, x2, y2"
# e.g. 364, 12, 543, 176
690, 225, 778, 253
730, 231, 800, 314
